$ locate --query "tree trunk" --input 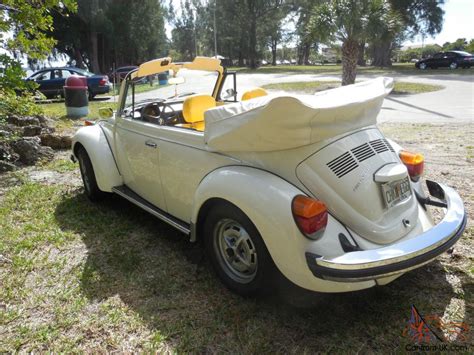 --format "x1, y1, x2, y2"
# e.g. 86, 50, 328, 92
297, 44, 304, 65
341, 38, 358, 86
248, 14, 257, 69
74, 47, 85, 69
89, 31, 101, 73
303, 43, 311, 65
238, 51, 244, 67
357, 42, 366, 66
372, 40, 392, 67
271, 41, 277, 66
